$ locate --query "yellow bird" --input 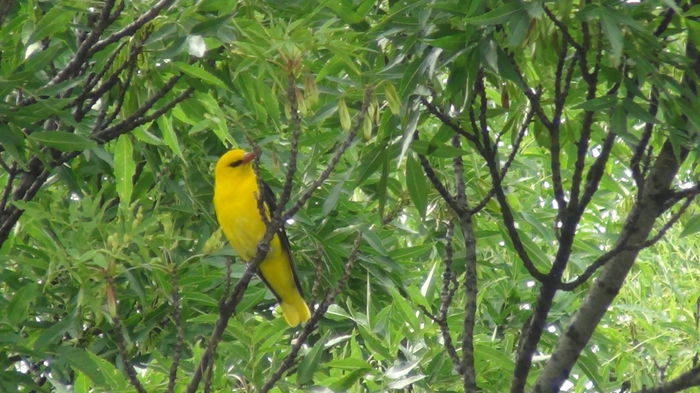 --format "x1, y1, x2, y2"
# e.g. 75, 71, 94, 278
213, 149, 311, 327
